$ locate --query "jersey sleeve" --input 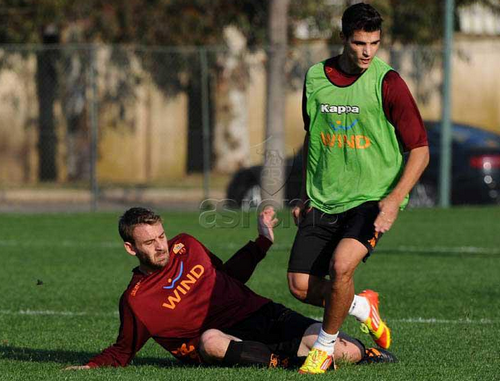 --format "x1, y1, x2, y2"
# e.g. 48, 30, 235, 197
219, 236, 272, 284
382, 71, 428, 151
86, 293, 151, 368
183, 234, 271, 284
